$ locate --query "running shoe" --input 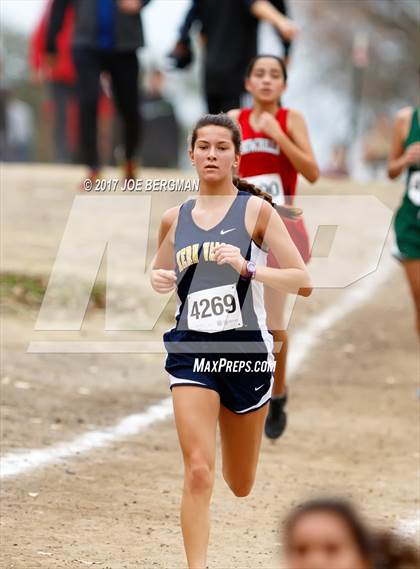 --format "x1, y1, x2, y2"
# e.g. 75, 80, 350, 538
265, 393, 288, 439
